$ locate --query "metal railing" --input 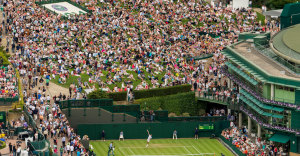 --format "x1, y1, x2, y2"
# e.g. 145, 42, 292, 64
255, 43, 300, 74
221, 65, 300, 107
23, 105, 50, 155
